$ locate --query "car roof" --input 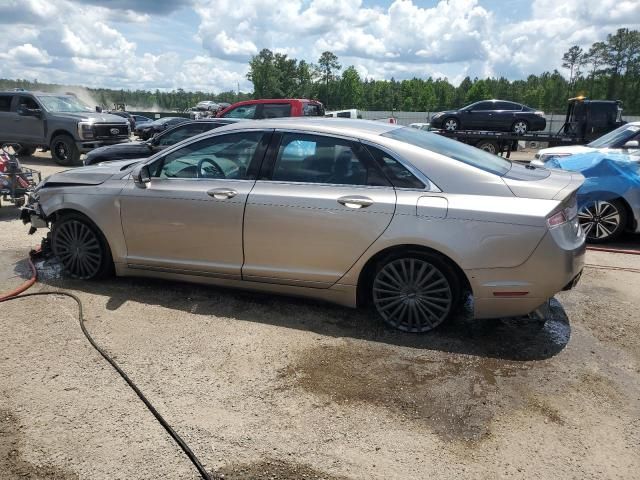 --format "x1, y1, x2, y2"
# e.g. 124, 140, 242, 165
212, 117, 401, 138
